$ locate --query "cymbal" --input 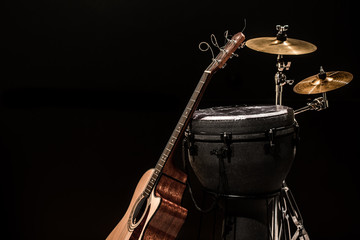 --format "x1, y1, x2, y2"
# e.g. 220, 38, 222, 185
246, 37, 317, 55
293, 71, 353, 94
